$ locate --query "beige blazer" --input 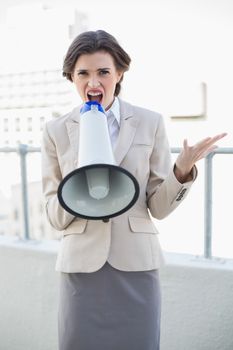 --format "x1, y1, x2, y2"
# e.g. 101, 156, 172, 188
41, 99, 197, 273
